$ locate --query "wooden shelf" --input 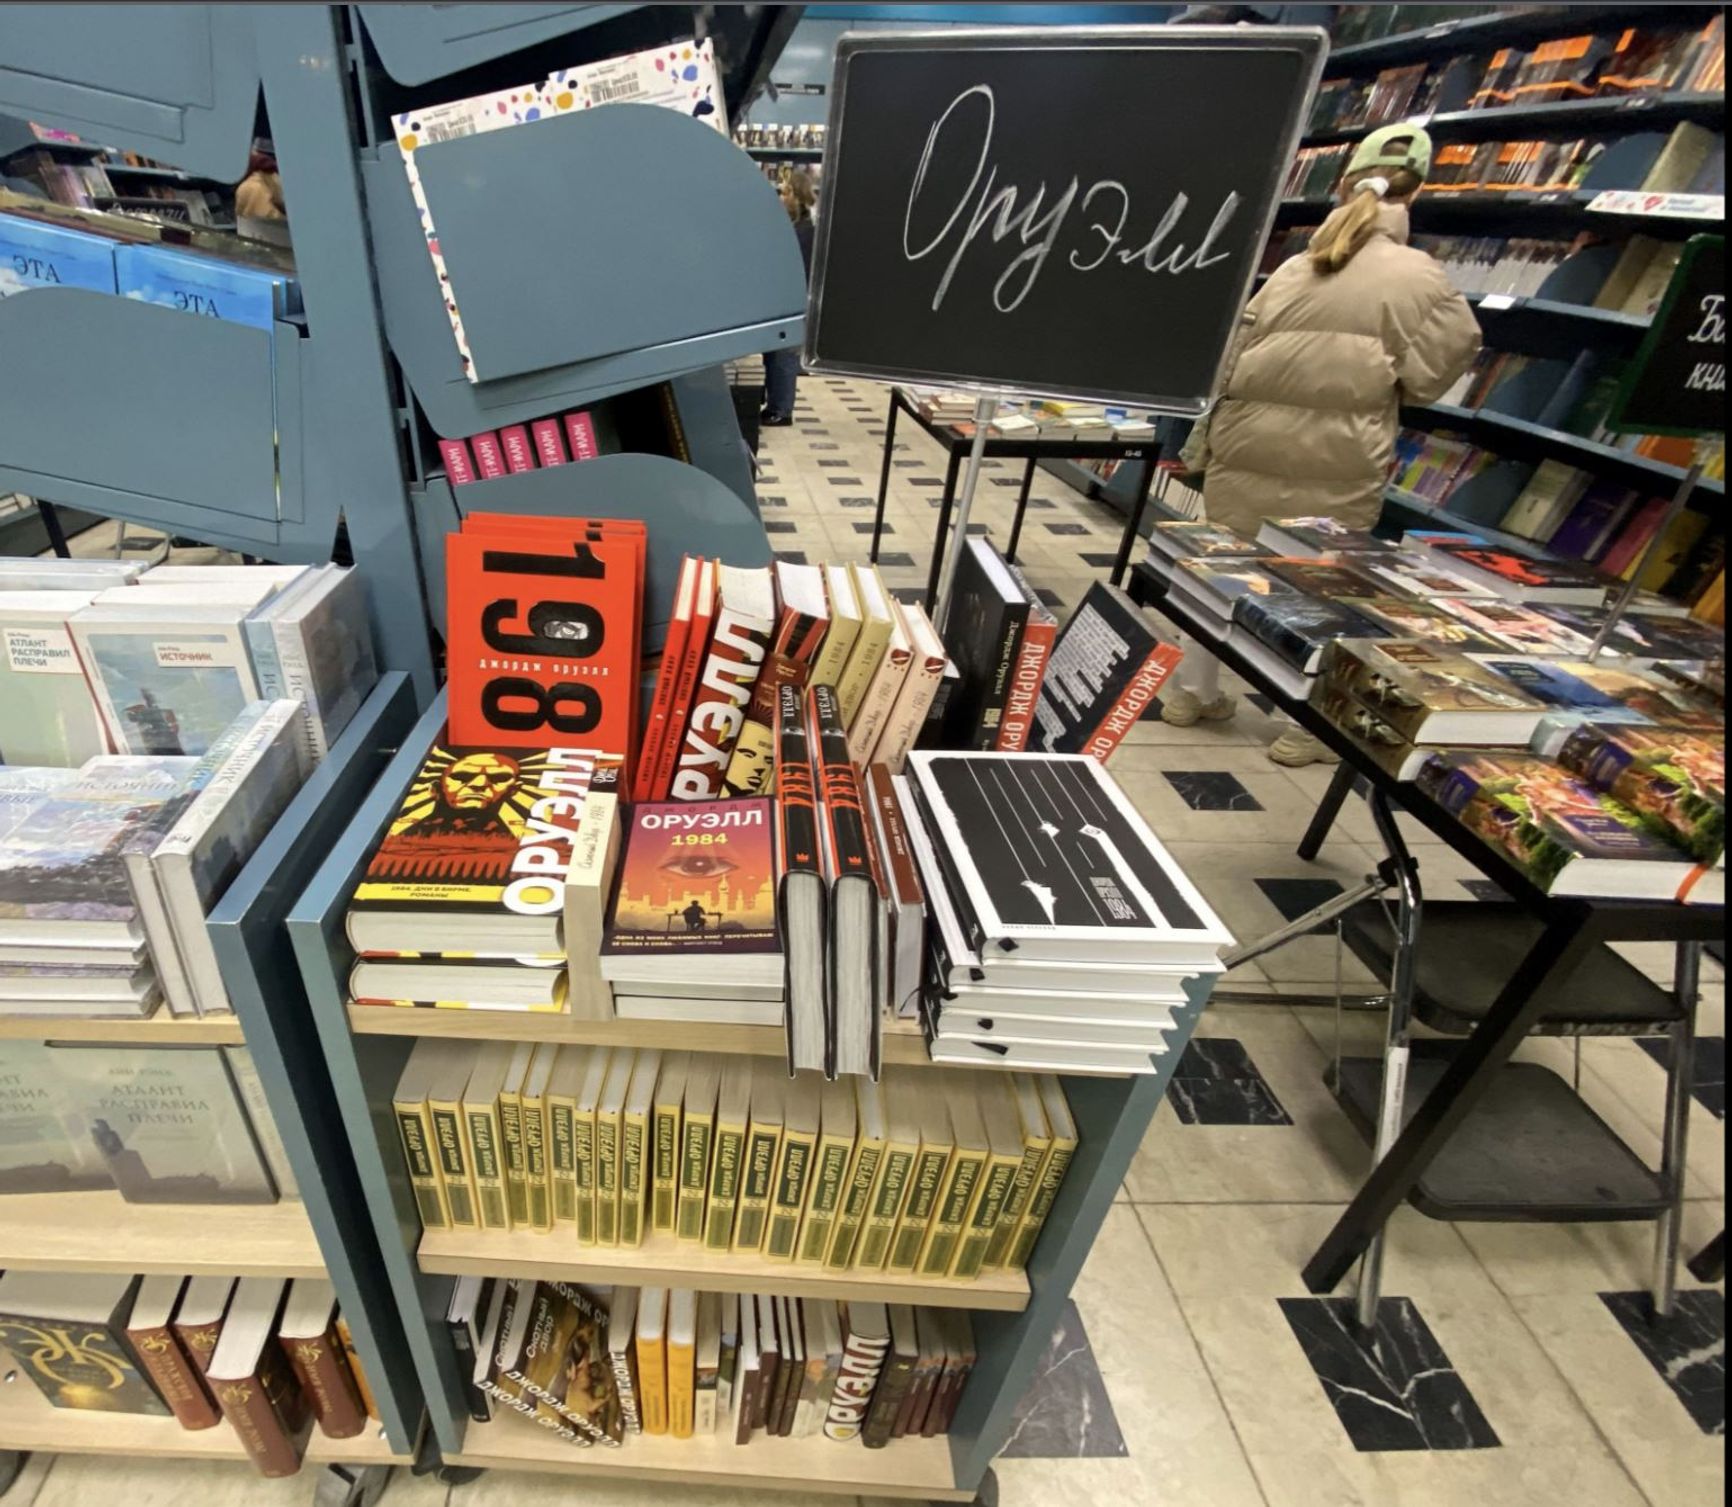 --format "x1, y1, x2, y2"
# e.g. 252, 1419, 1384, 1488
418, 1224, 1030, 1313
448, 1410, 970, 1501
348, 1003, 938, 1066
0, 1379, 410, 1466
0, 1189, 324, 1277
0, 1010, 245, 1043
